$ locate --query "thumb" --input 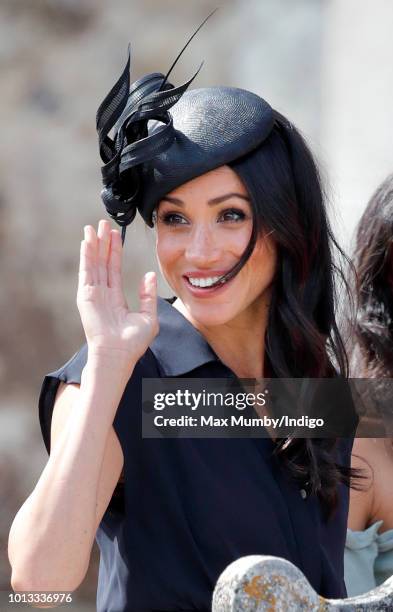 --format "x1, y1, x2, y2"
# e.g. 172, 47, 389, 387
139, 271, 157, 321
